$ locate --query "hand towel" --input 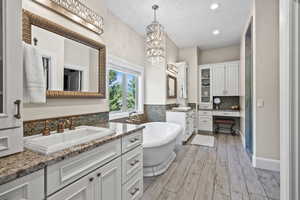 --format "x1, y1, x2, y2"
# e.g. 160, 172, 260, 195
23, 42, 46, 103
